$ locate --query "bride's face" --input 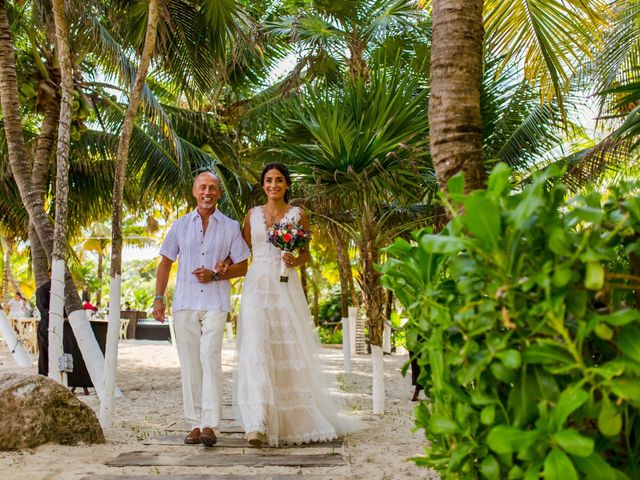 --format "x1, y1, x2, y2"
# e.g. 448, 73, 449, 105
262, 168, 288, 201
